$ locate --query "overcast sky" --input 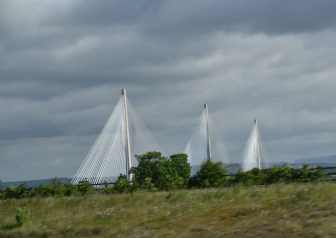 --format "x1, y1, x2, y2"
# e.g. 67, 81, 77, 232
1, 0, 336, 181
